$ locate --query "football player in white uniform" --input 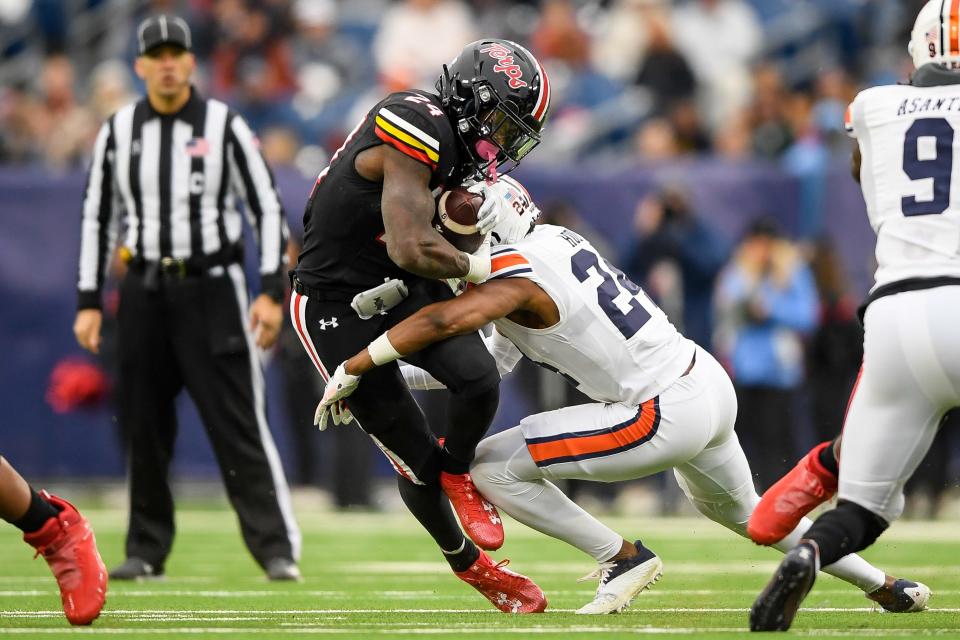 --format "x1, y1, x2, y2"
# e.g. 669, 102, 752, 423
750, 0, 960, 631
316, 176, 930, 616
